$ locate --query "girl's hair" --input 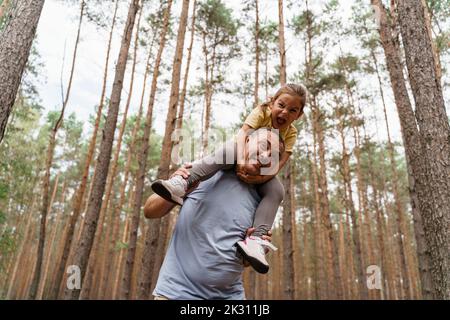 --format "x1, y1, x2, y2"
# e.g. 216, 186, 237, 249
261, 83, 309, 113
